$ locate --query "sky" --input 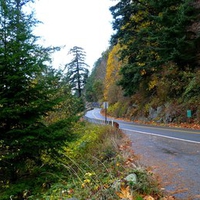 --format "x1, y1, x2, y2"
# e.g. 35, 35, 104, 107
32, 0, 117, 71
